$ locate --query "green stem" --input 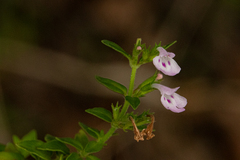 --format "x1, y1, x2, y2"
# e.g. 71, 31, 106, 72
119, 66, 138, 118
100, 126, 117, 143
128, 66, 137, 96
119, 100, 129, 118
